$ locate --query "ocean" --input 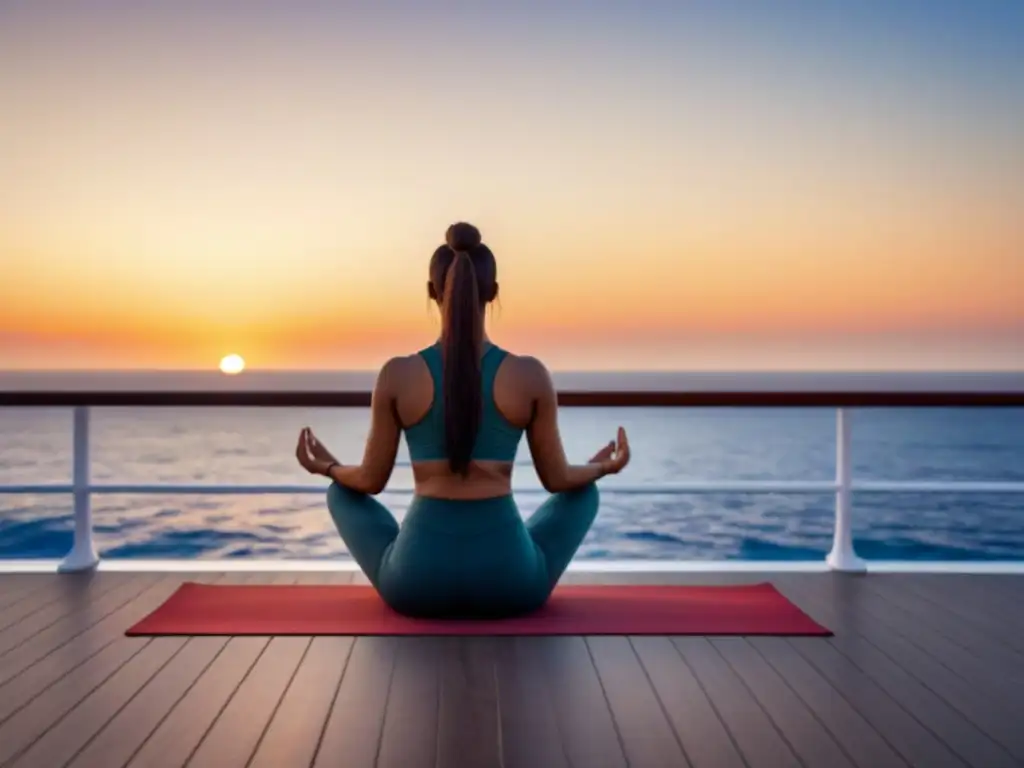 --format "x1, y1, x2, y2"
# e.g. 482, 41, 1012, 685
1, 405, 1022, 562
